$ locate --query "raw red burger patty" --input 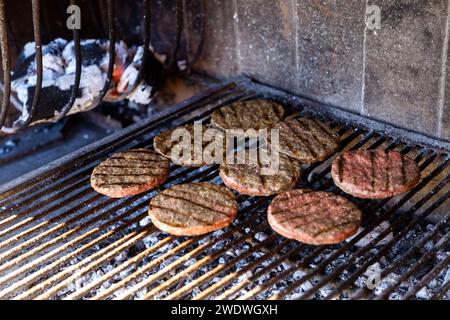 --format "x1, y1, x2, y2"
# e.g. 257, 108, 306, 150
268, 189, 361, 245
331, 149, 420, 199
